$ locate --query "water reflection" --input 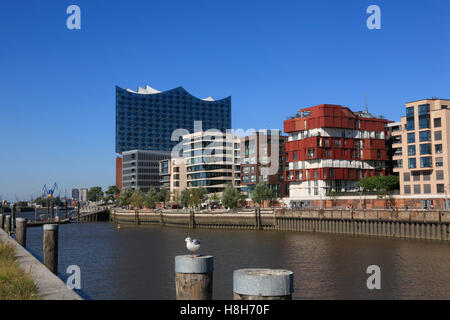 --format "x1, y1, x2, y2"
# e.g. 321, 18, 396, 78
24, 223, 450, 300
